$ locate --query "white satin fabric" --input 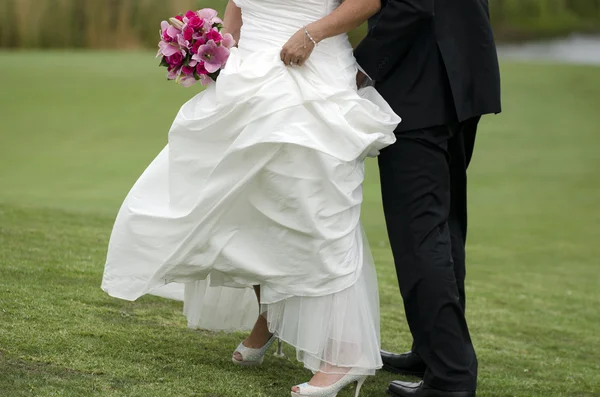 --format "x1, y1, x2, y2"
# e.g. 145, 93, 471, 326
102, 0, 400, 375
